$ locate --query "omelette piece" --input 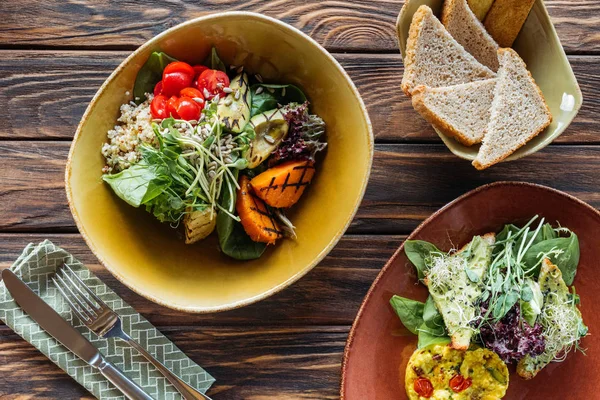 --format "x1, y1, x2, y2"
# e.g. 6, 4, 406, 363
424, 234, 495, 350
405, 344, 509, 399
517, 258, 587, 379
